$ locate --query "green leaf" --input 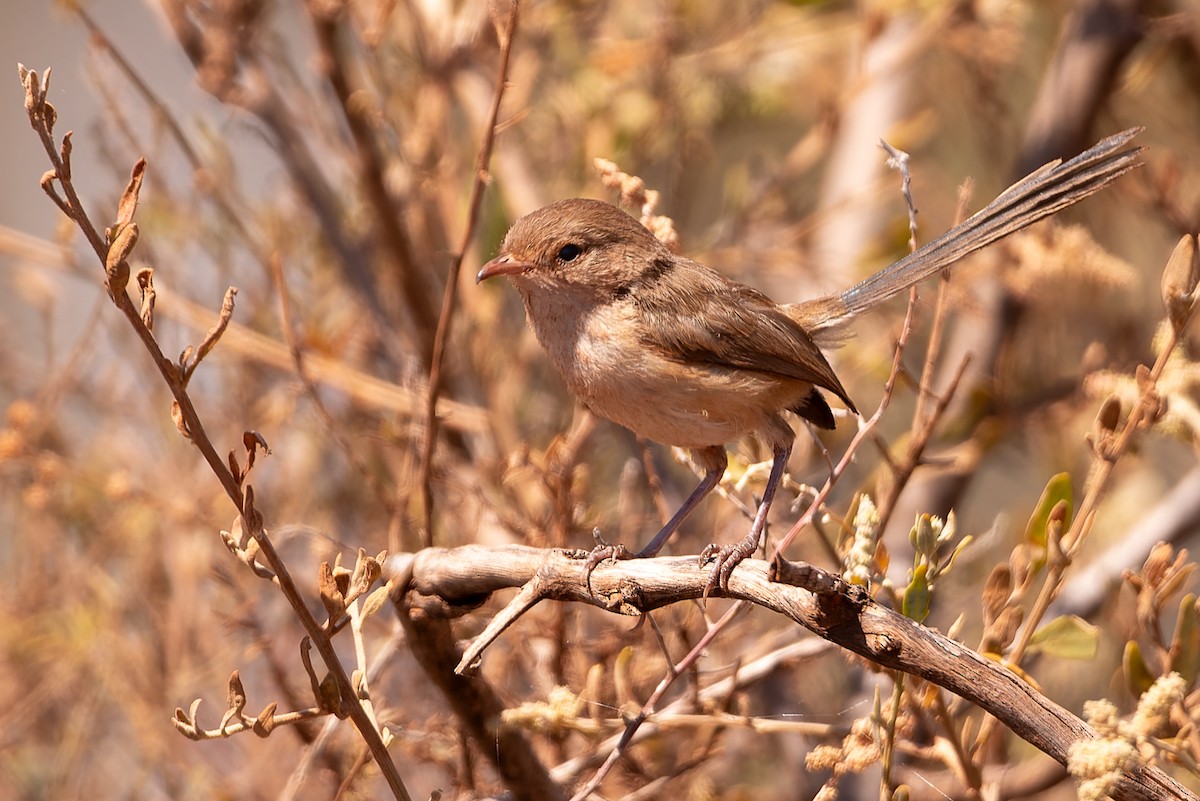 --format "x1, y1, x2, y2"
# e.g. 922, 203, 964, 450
1026, 615, 1098, 660
1123, 640, 1156, 697
1169, 594, 1200, 686
903, 563, 931, 623
1025, 473, 1073, 548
